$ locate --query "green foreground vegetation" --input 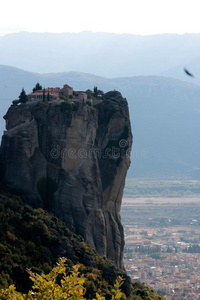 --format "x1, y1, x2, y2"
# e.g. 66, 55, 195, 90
0, 258, 168, 300
0, 190, 167, 299
0, 258, 124, 300
124, 179, 200, 198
